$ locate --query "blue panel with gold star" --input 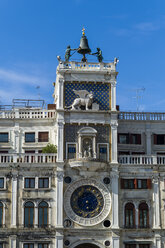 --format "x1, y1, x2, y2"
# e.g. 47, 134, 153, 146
65, 82, 110, 110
